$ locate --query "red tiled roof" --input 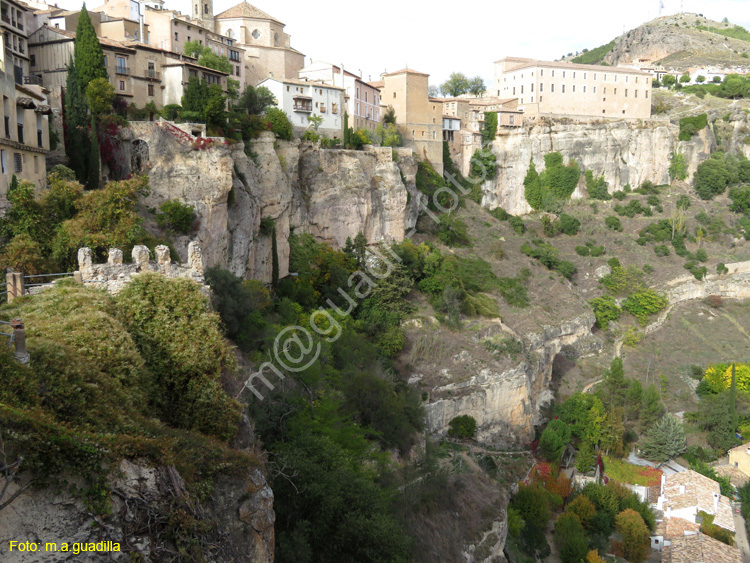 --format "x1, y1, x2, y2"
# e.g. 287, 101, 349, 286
662, 532, 741, 563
